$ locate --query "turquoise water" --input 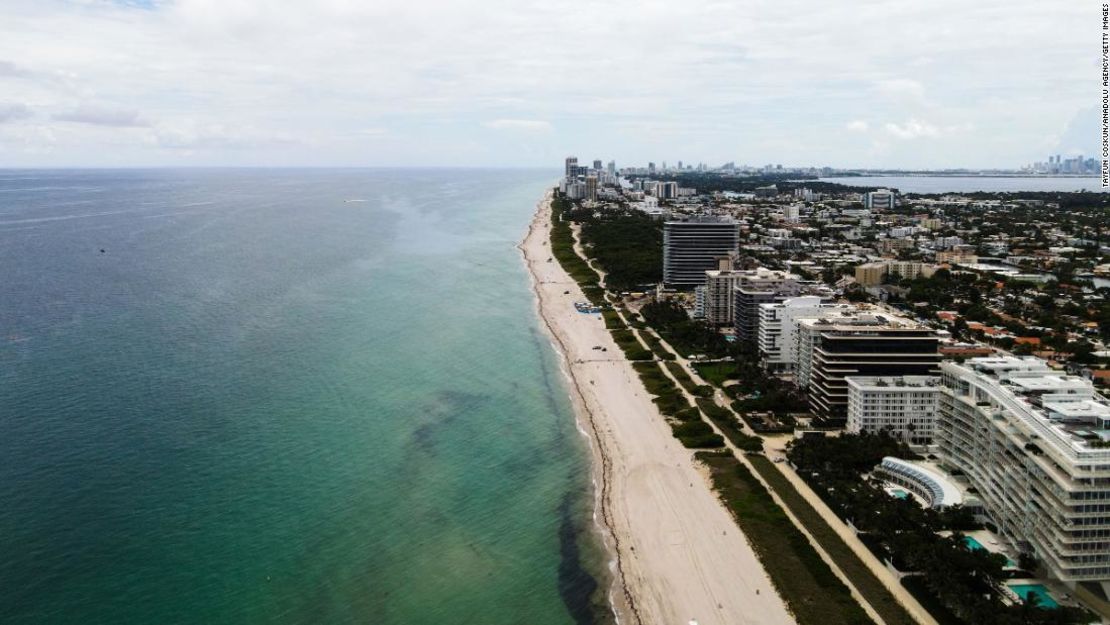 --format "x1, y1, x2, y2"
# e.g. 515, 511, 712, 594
1009, 584, 1059, 609
964, 536, 1017, 567
891, 489, 910, 499
0, 169, 612, 624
